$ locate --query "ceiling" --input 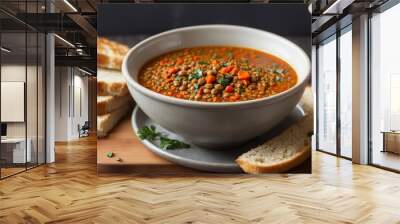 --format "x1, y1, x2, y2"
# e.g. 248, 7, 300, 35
3, 0, 389, 71
0, 0, 99, 73
311, 0, 392, 43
